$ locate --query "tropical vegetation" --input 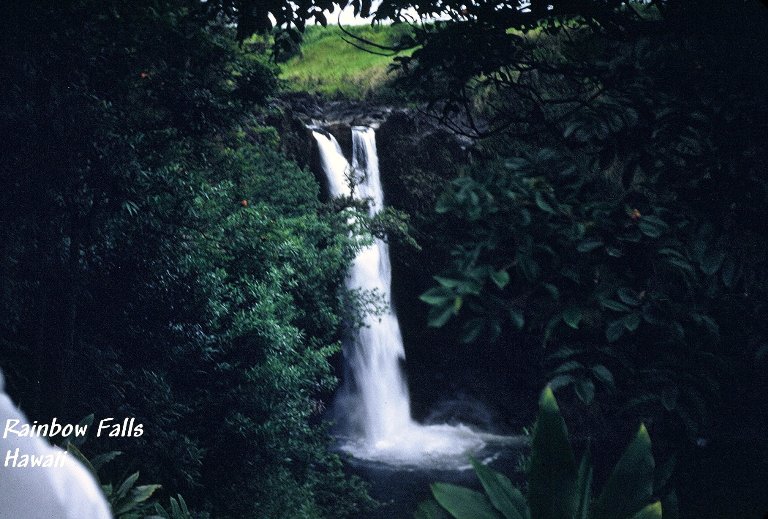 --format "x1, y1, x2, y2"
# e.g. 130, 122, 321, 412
1, 0, 766, 518
416, 387, 673, 519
